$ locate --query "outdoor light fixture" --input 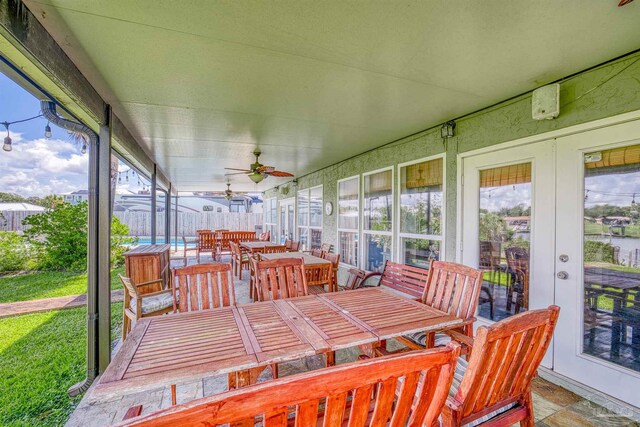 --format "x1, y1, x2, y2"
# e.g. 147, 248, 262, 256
44, 122, 52, 139
224, 183, 233, 200
441, 120, 456, 138
292, 179, 298, 187
248, 171, 265, 183
81, 143, 87, 154
2, 123, 11, 152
